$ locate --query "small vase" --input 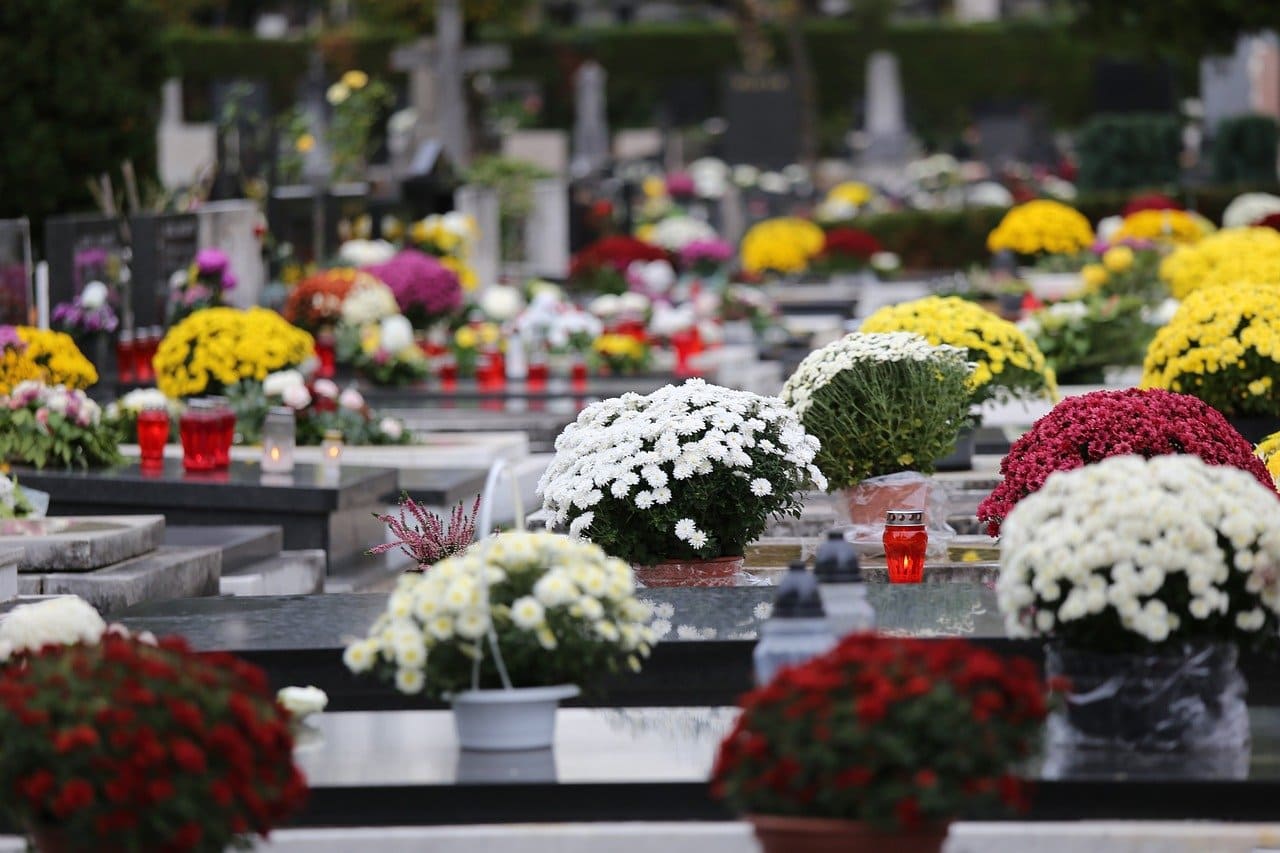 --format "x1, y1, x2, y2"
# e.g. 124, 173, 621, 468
632, 555, 744, 587
450, 684, 579, 751
748, 815, 950, 853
